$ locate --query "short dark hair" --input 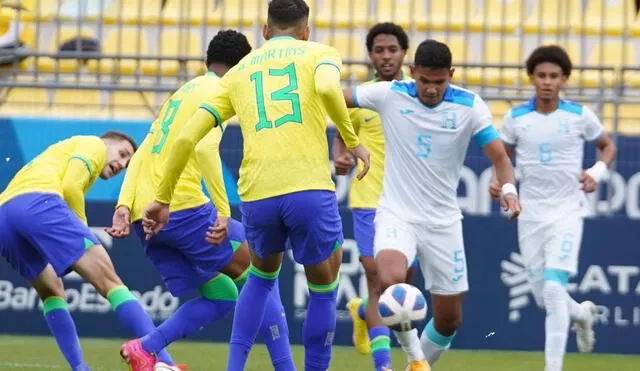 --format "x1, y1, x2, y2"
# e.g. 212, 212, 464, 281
101, 131, 138, 152
267, 0, 309, 28
366, 22, 409, 52
206, 29, 252, 68
414, 39, 452, 69
526, 45, 572, 77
